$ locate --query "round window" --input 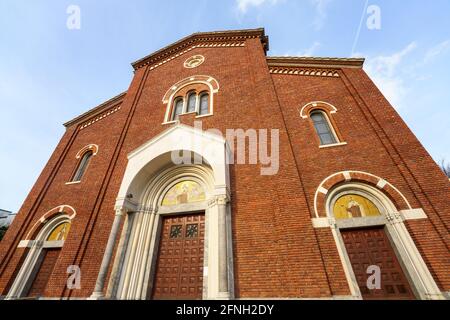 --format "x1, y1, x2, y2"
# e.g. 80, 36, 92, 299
184, 55, 205, 68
